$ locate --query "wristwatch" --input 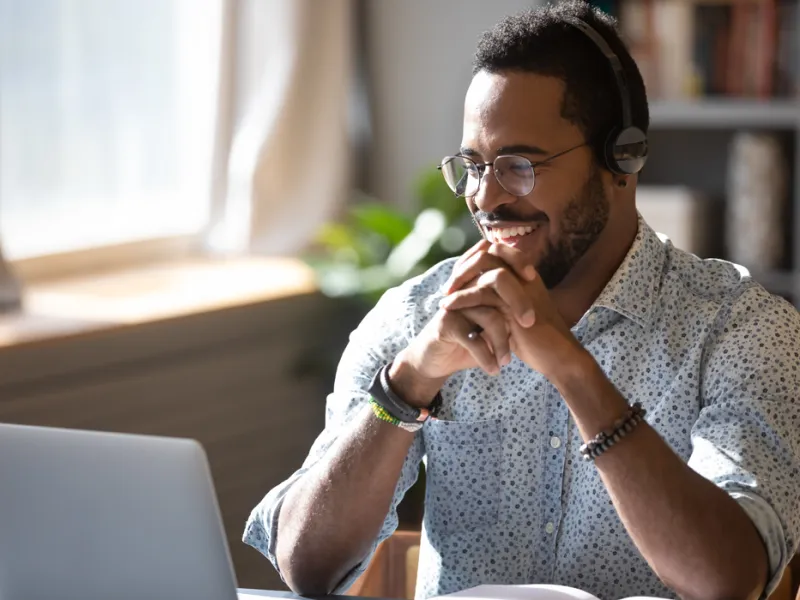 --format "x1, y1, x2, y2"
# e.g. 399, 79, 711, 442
368, 362, 442, 423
